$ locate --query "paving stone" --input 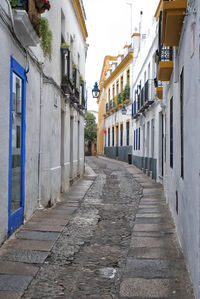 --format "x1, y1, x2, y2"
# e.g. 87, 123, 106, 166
4, 239, 55, 251
140, 197, 165, 202
120, 278, 189, 298
133, 223, 173, 232
128, 247, 183, 259
143, 188, 163, 194
139, 204, 164, 209
23, 223, 64, 232
0, 274, 33, 291
0, 291, 23, 299
139, 201, 165, 205
123, 258, 185, 278
0, 249, 49, 264
0, 261, 39, 276
132, 231, 174, 238
137, 208, 162, 214
16, 230, 60, 241
28, 218, 70, 226
136, 217, 166, 224
130, 236, 174, 248
136, 213, 163, 218
54, 206, 77, 211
